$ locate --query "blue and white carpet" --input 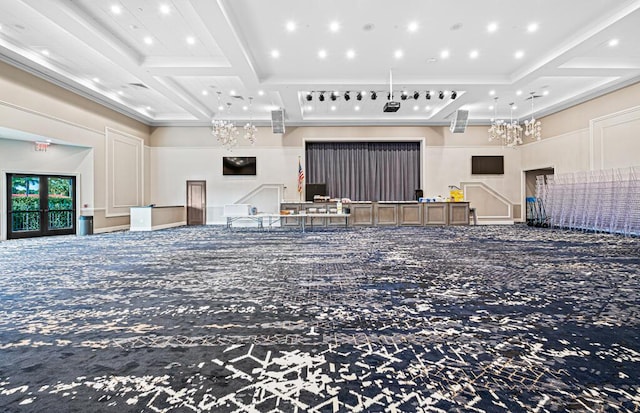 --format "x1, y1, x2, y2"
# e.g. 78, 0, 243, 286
0, 225, 639, 412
